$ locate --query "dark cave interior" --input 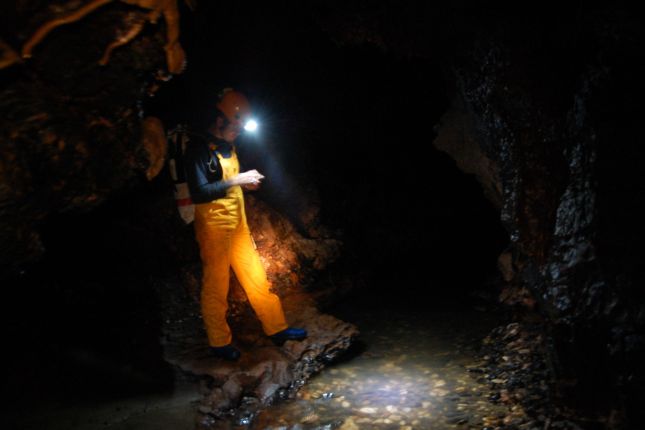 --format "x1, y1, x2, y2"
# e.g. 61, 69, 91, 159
149, 0, 509, 299
2, 1, 644, 429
